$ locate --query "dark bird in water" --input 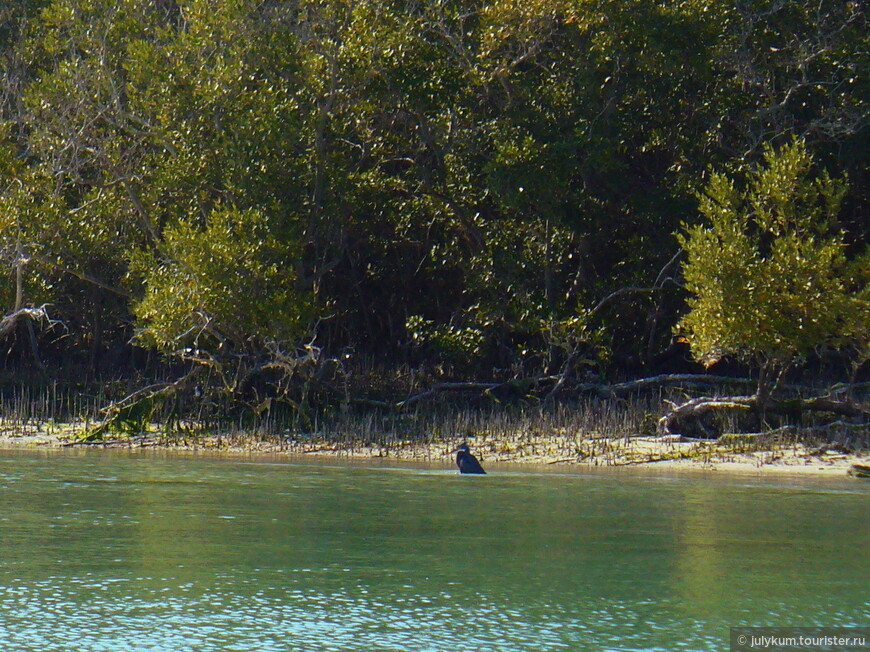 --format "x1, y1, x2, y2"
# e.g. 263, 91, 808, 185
453, 443, 486, 474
